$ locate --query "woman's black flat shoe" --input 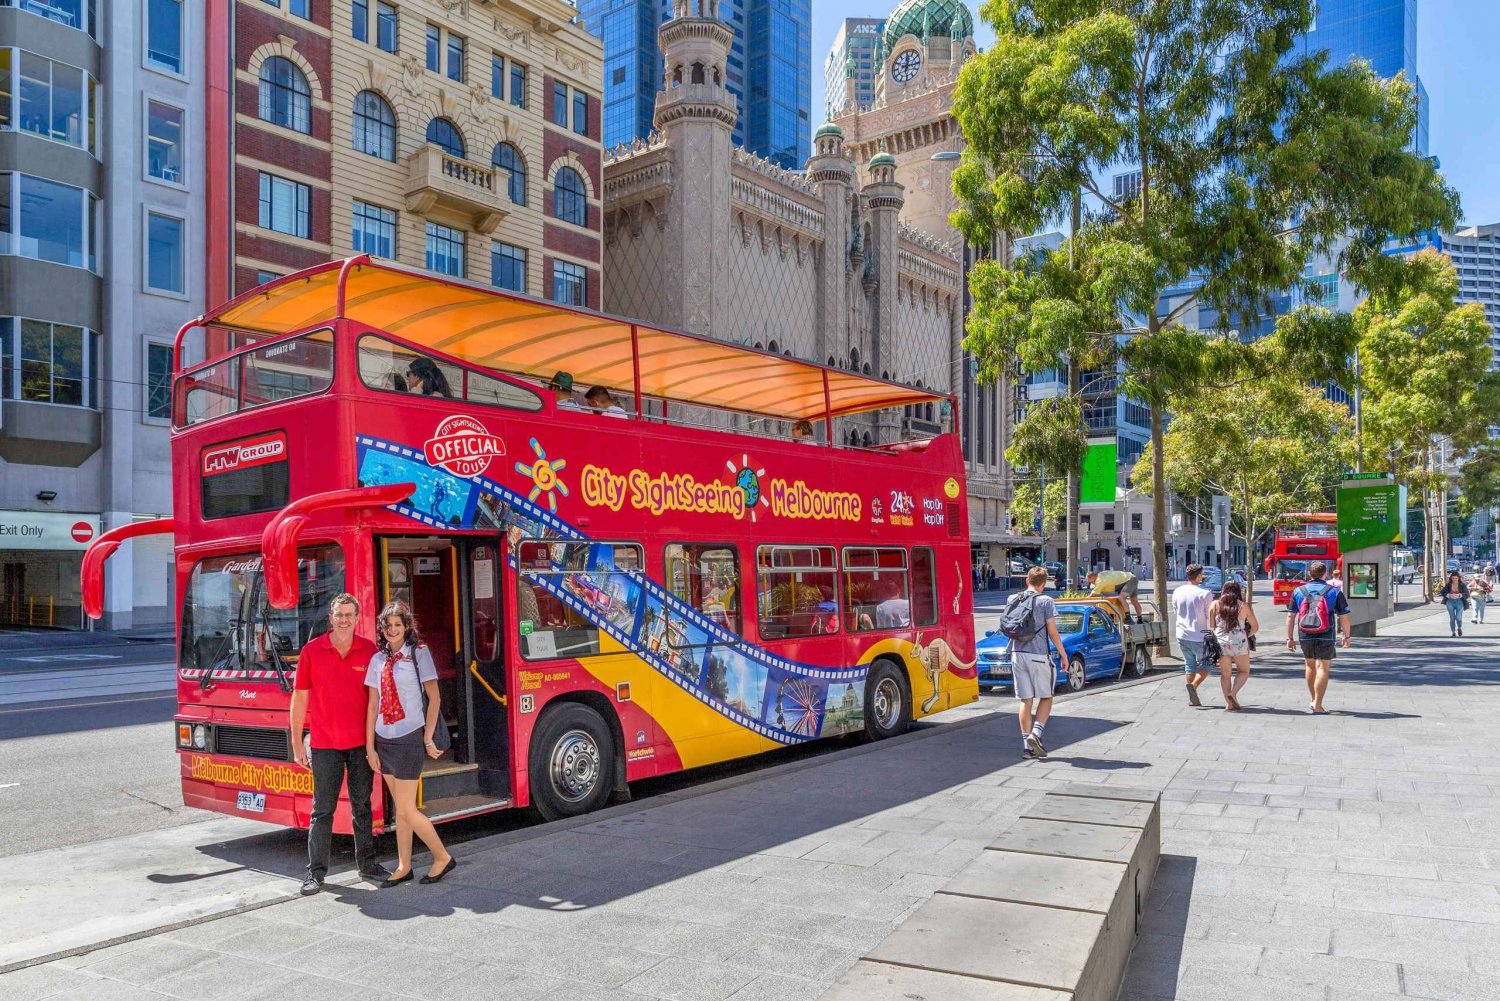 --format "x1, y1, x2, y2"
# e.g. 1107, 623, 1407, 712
381, 870, 414, 888
420, 858, 456, 884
